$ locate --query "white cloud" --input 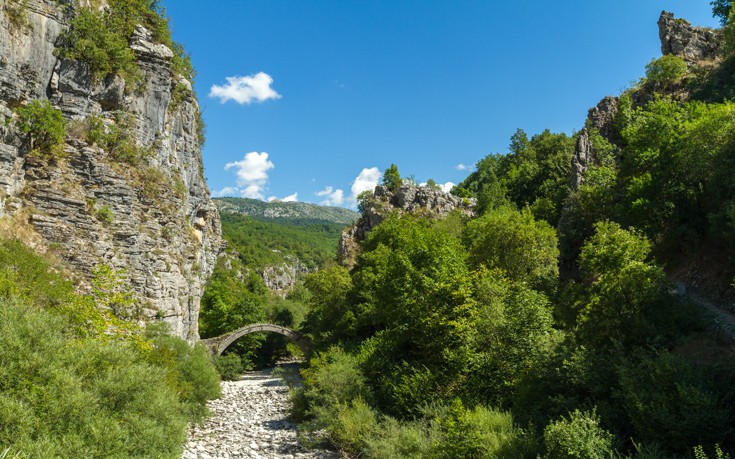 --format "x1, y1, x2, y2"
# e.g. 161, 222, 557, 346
455, 163, 469, 171
440, 181, 455, 193
268, 192, 298, 202
350, 167, 381, 199
209, 72, 281, 105
316, 186, 345, 206
224, 152, 275, 199
211, 186, 240, 197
